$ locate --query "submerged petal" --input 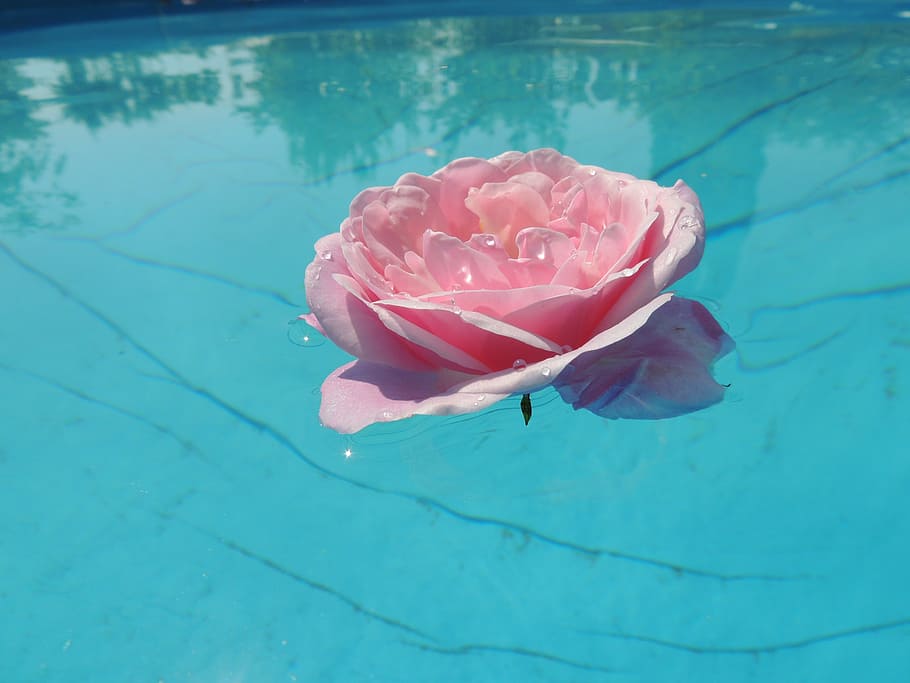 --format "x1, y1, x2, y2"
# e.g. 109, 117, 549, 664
555, 297, 733, 419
